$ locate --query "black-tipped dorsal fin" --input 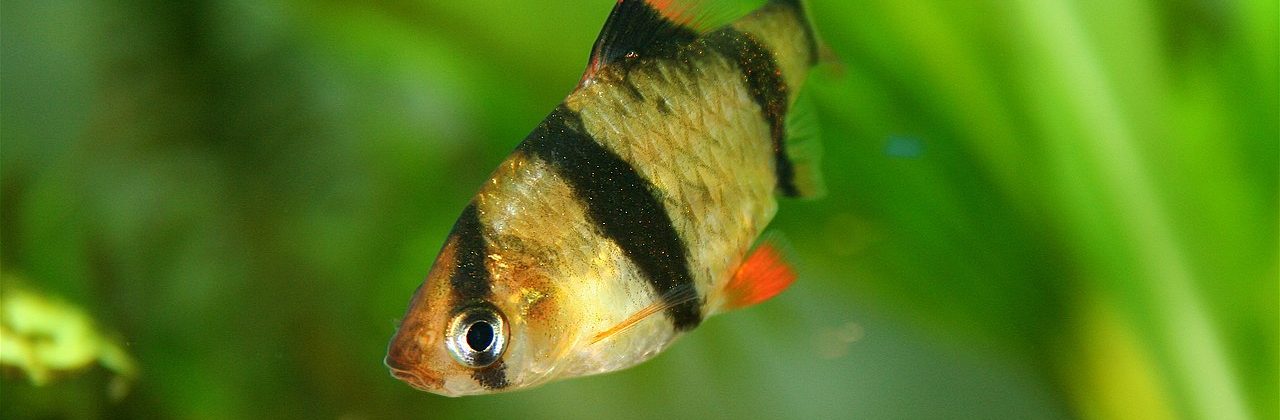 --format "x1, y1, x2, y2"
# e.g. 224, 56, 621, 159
578, 0, 759, 88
